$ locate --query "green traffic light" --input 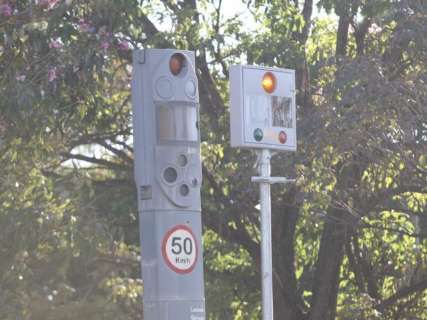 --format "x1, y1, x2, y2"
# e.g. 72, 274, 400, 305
254, 128, 263, 141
